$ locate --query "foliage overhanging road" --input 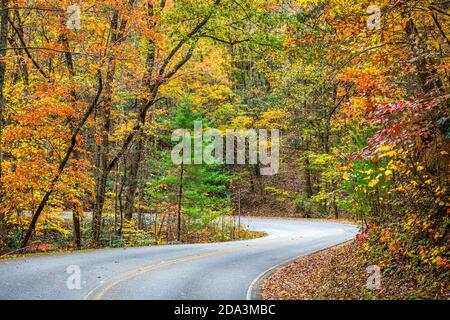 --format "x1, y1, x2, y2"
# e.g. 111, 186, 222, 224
0, 218, 358, 300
